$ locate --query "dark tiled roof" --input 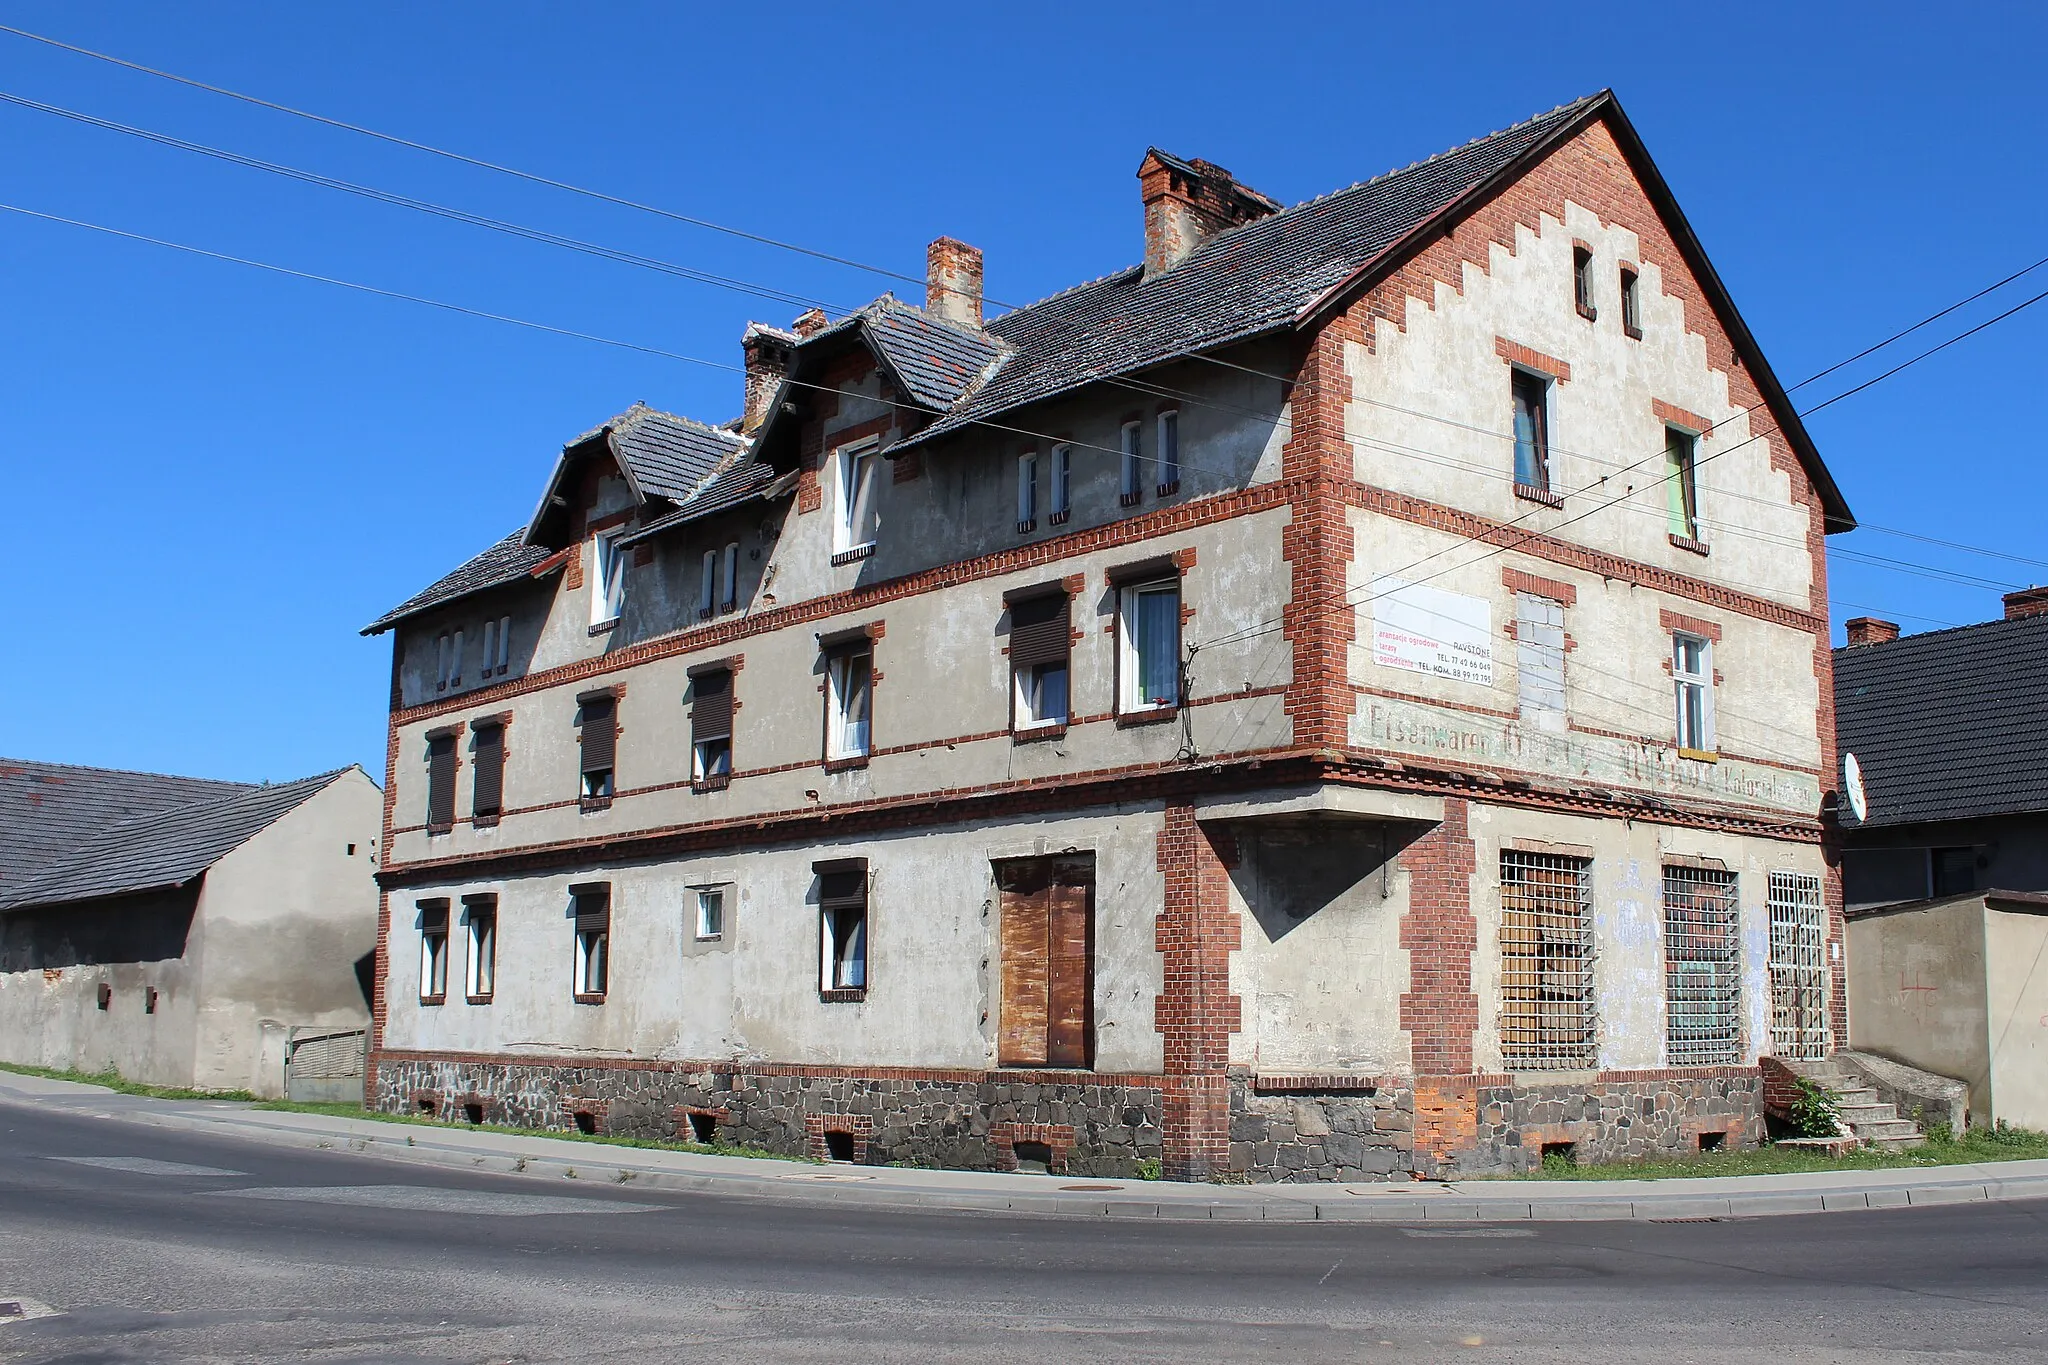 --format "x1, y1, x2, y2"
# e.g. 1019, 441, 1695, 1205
862, 303, 1006, 410
0, 769, 355, 912
902, 96, 1601, 448
0, 760, 253, 897
601, 404, 744, 502
361, 530, 554, 635
620, 459, 792, 547
1834, 613, 2048, 828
